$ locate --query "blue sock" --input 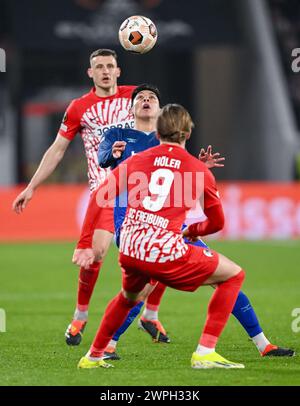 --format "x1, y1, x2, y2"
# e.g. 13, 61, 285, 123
231, 291, 263, 338
112, 301, 144, 342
